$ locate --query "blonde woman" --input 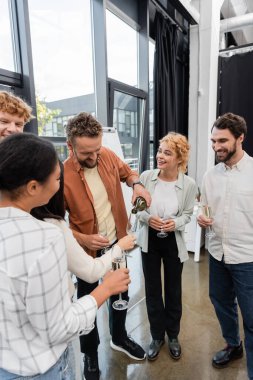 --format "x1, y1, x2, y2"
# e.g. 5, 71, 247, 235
138, 132, 197, 362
